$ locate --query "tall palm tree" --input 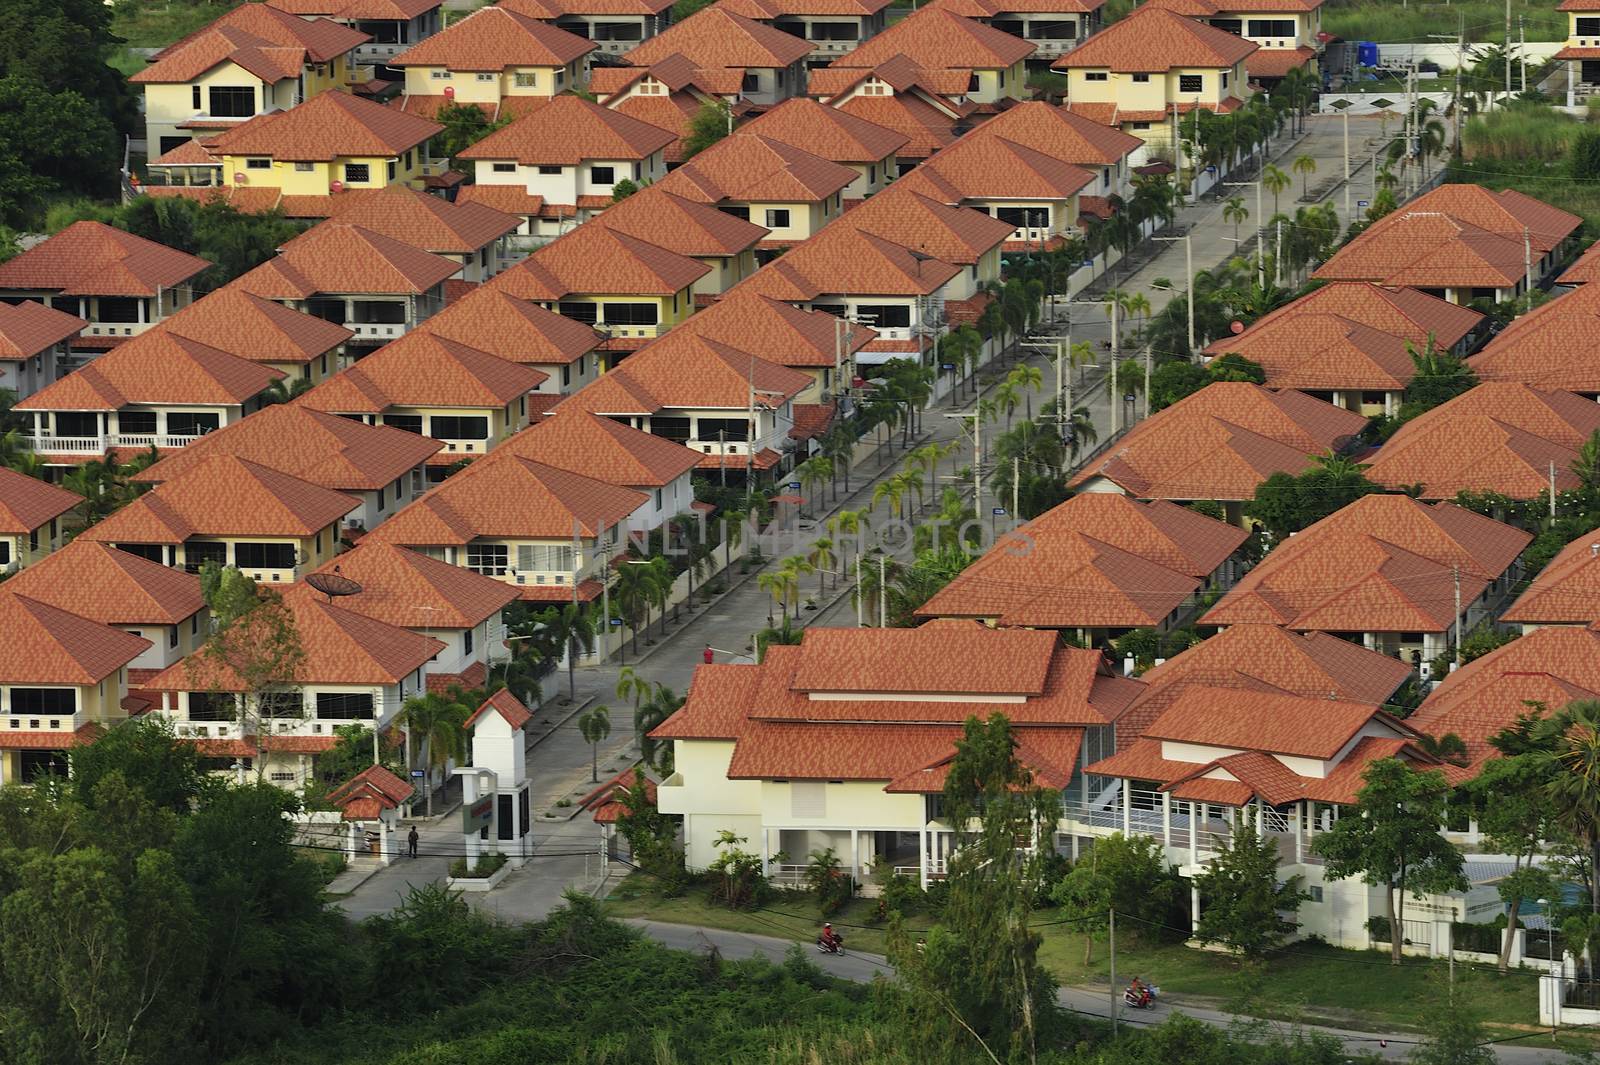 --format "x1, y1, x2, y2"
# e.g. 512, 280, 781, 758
1535, 701, 1600, 913
827, 509, 867, 592
756, 568, 786, 627
819, 424, 855, 495
1261, 164, 1290, 217
1291, 154, 1317, 200
940, 324, 984, 398
778, 555, 815, 619
807, 536, 835, 595
612, 563, 654, 654
399, 690, 471, 817
645, 556, 672, 639
871, 472, 909, 522
537, 603, 594, 701
1122, 292, 1152, 343
994, 380, 1021, 431
616, 664, 650, 745
797, 455, 832, 512
1223, 196, 1248, 243
636, 683, 685, 773
1008, 363, 1044, 420
577, 705, 610, 783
